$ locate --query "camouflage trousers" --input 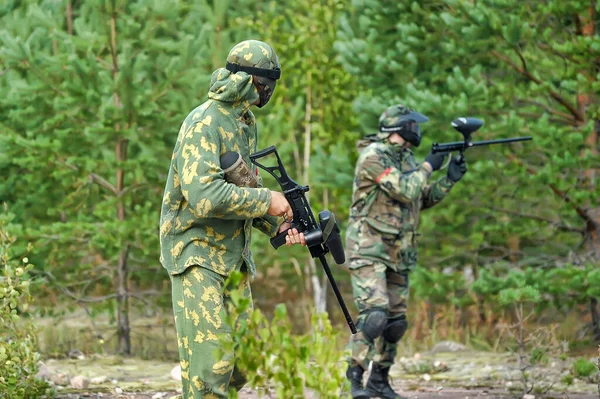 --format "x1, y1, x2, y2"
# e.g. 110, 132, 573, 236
345, 261, 410, 370
170, 265, 252, 398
